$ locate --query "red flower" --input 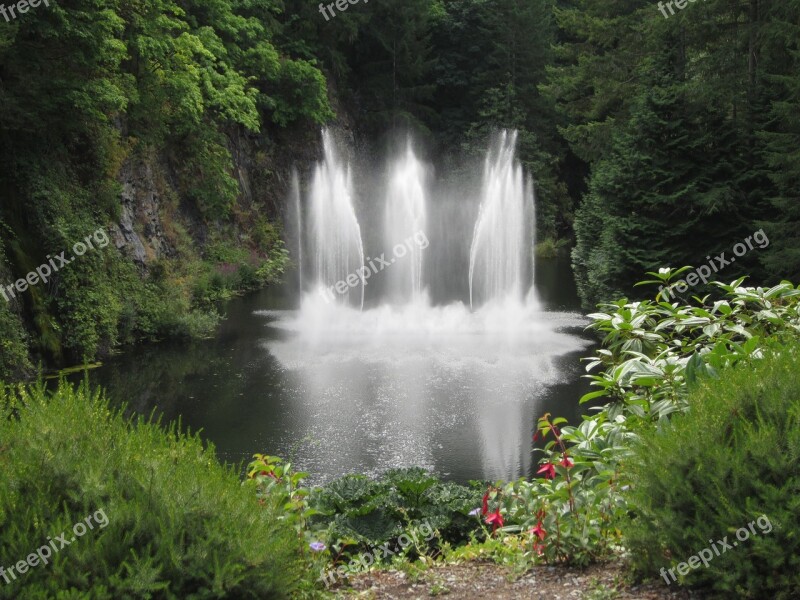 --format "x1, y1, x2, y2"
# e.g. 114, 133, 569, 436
533, 541, 545, 556
559, 455, 574, 469
481, 491, 490, 515
537, 462, 556, 480
530, 521, 547, 541
485, 508, 504, 533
